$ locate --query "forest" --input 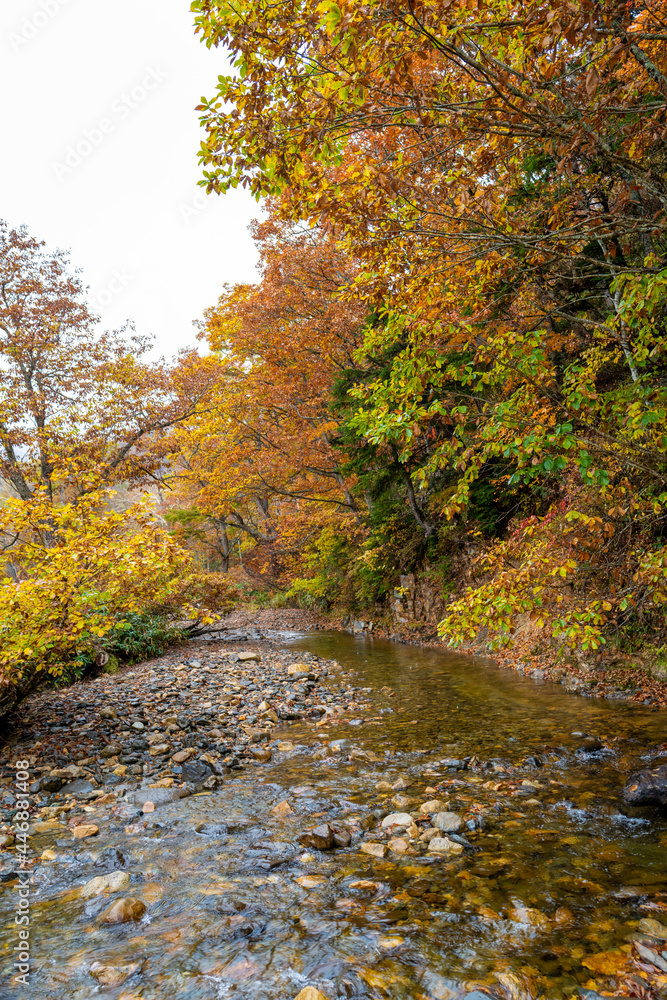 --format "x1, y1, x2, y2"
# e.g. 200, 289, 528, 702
2, 0, 667, 697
